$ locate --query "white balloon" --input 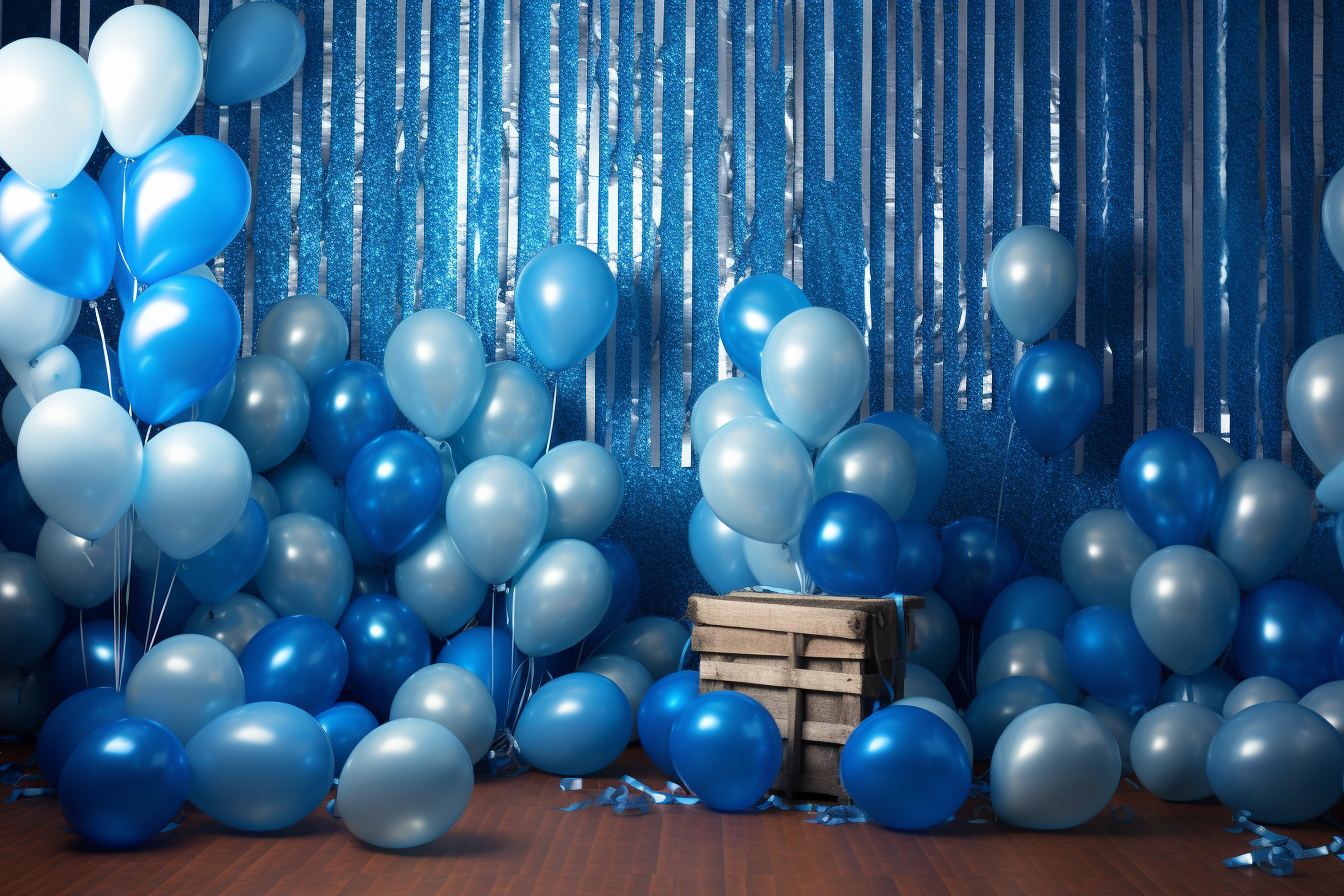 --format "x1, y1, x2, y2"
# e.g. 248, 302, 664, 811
87, 6, 203, 158
742, 537, 805, 591
26, 345, 81, 404
0, 253, 81, 404
135, 423, 251, 560
0, 39, 102, 190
